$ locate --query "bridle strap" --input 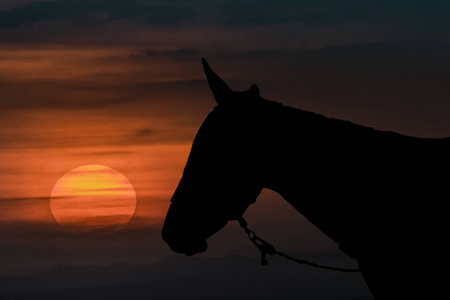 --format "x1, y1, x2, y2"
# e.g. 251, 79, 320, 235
237, 217, 360, 272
